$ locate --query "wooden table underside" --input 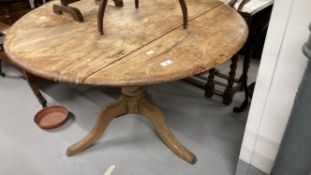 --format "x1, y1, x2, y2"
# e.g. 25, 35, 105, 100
4, 0, 248, 164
